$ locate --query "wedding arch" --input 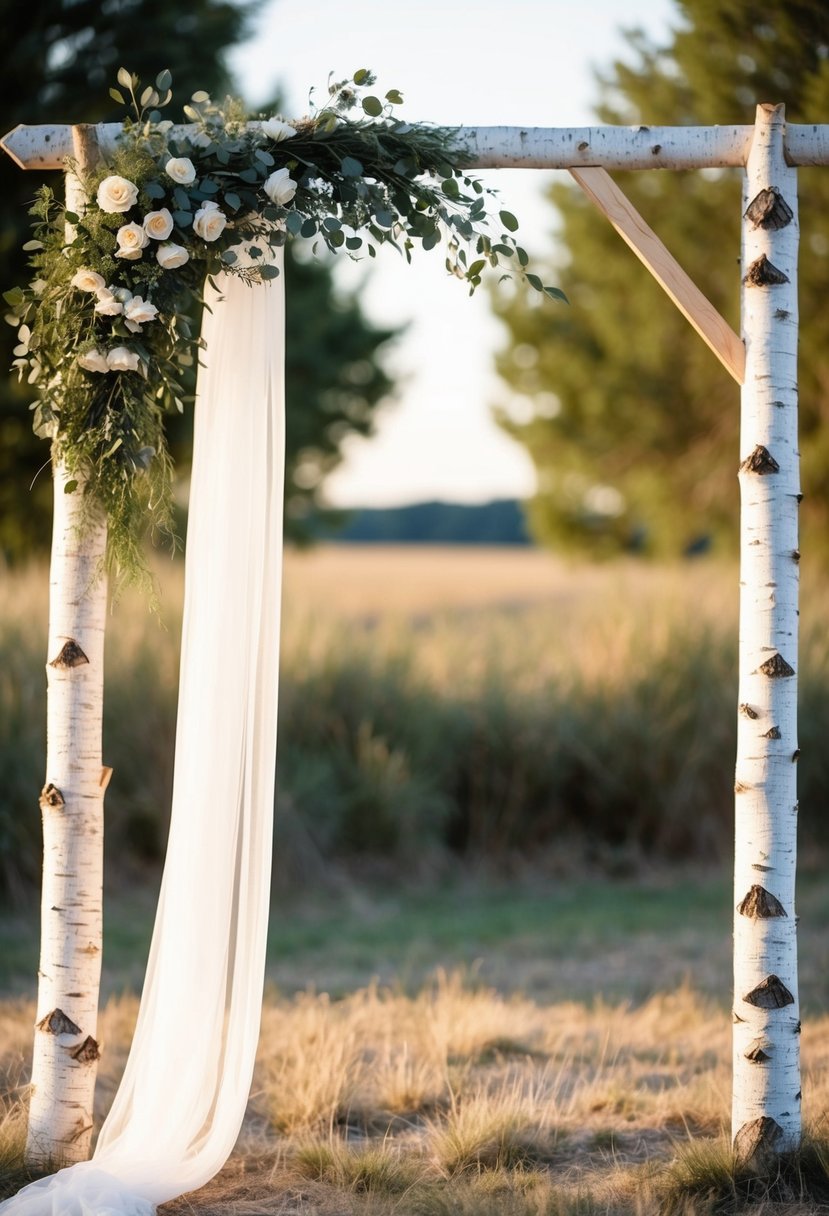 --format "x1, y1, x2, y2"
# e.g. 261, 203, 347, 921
1, 69, 826, 1212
